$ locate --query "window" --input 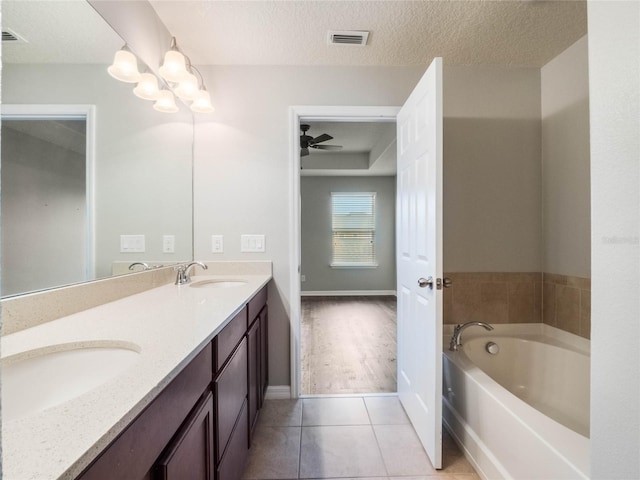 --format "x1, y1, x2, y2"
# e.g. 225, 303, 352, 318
331, 192, 377, 267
